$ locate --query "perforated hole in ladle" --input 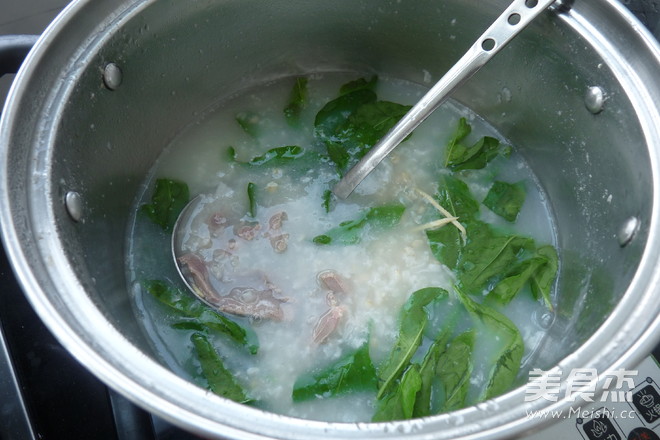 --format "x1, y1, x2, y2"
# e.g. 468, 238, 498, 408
508, 13, 522, 25
525, 0, 539, 7
481, 38, 496, 51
